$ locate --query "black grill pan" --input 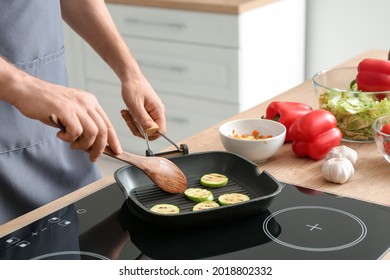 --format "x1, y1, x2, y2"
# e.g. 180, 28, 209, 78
114, 151, 283, 228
